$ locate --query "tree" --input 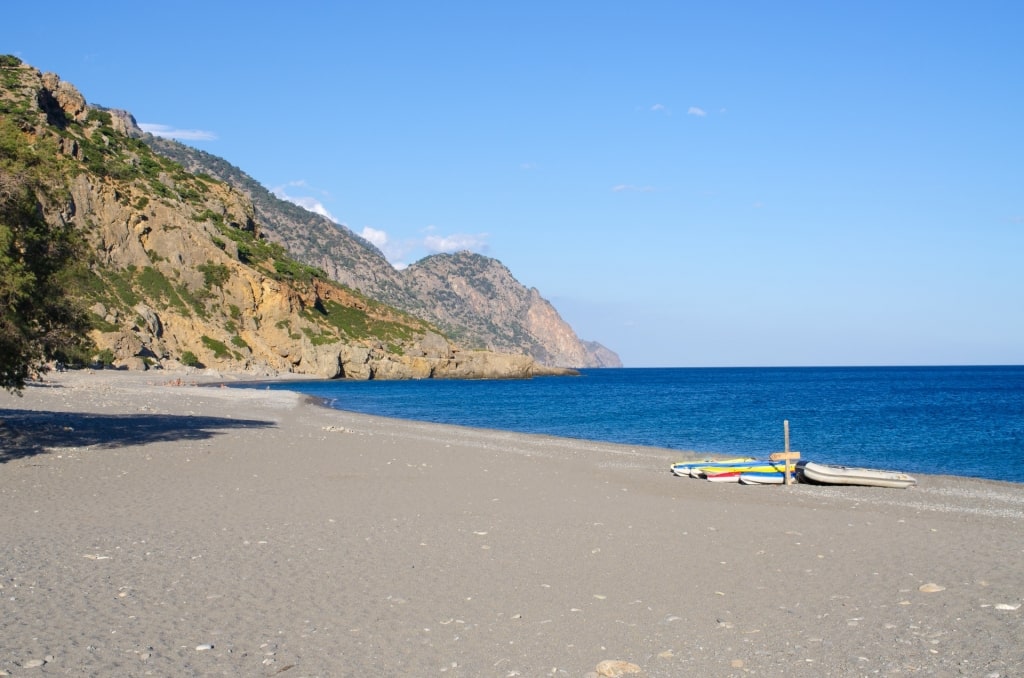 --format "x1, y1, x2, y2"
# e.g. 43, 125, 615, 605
0, 170, 93, 393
